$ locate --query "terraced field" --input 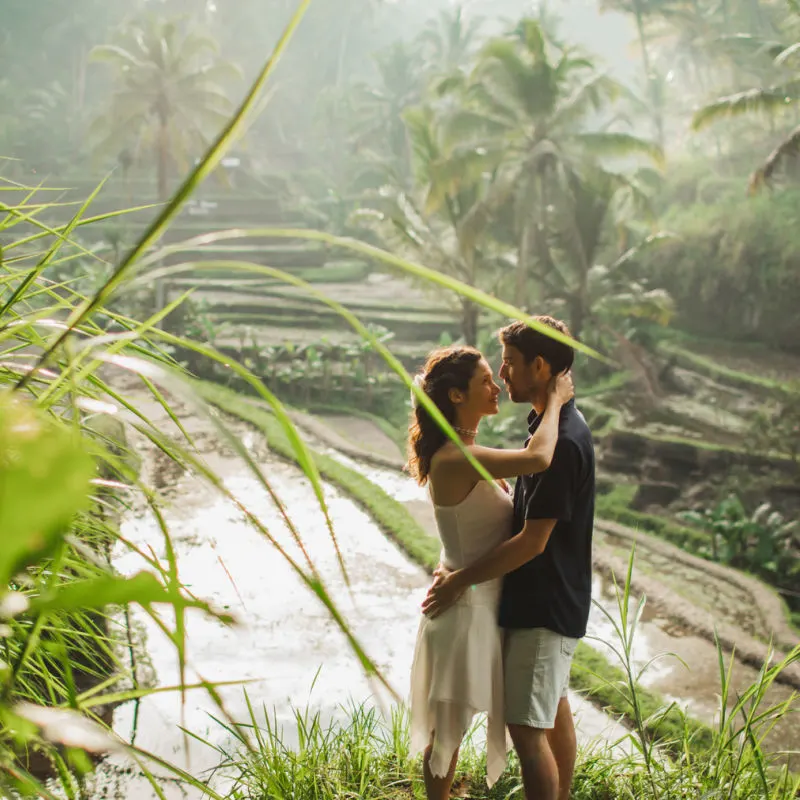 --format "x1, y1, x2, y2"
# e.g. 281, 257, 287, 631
1, 181, 468, 361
